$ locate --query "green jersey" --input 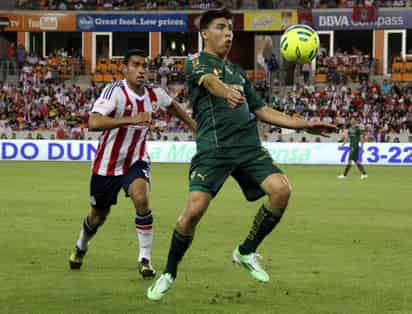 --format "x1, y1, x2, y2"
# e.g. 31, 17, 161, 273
348, 125, 361, 149
185, 51, 265, 153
